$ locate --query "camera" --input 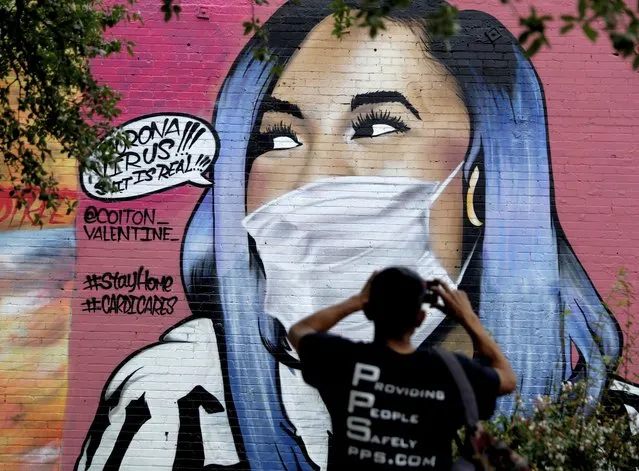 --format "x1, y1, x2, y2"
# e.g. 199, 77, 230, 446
423, 284, 438, 305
